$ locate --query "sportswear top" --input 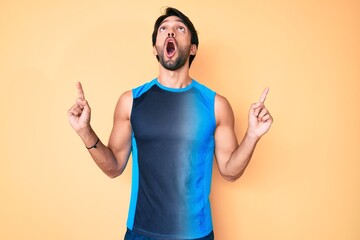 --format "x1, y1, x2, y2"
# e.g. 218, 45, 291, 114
127, 78, 216, 239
